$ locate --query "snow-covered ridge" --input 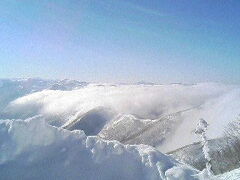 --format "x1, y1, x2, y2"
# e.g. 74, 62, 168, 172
0, 117, 199, 180
1, 79, 240, 178
1, 80, 240, 152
